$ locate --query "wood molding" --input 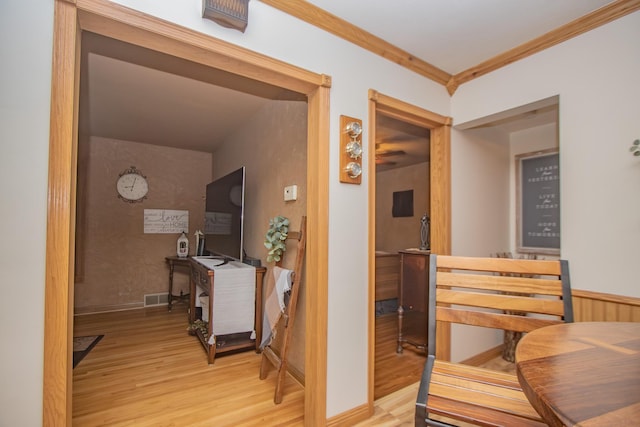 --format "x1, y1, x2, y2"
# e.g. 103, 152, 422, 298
44, 2, 79, 425
573, 288, 640, 306
572, 288, 640, 322
47, 0, 330, 424
453, 0, 640, 87
305, 84, 330, 425
367, 96, 377, 414
369, 90, 452, 128
460, 345, 504, 367
77, 0, 329, 95
260, 0, 451, 87
262, 0, 640, 94
73, 302, 145, 315
327, 402, 371, 427
368, 89, 452, 414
